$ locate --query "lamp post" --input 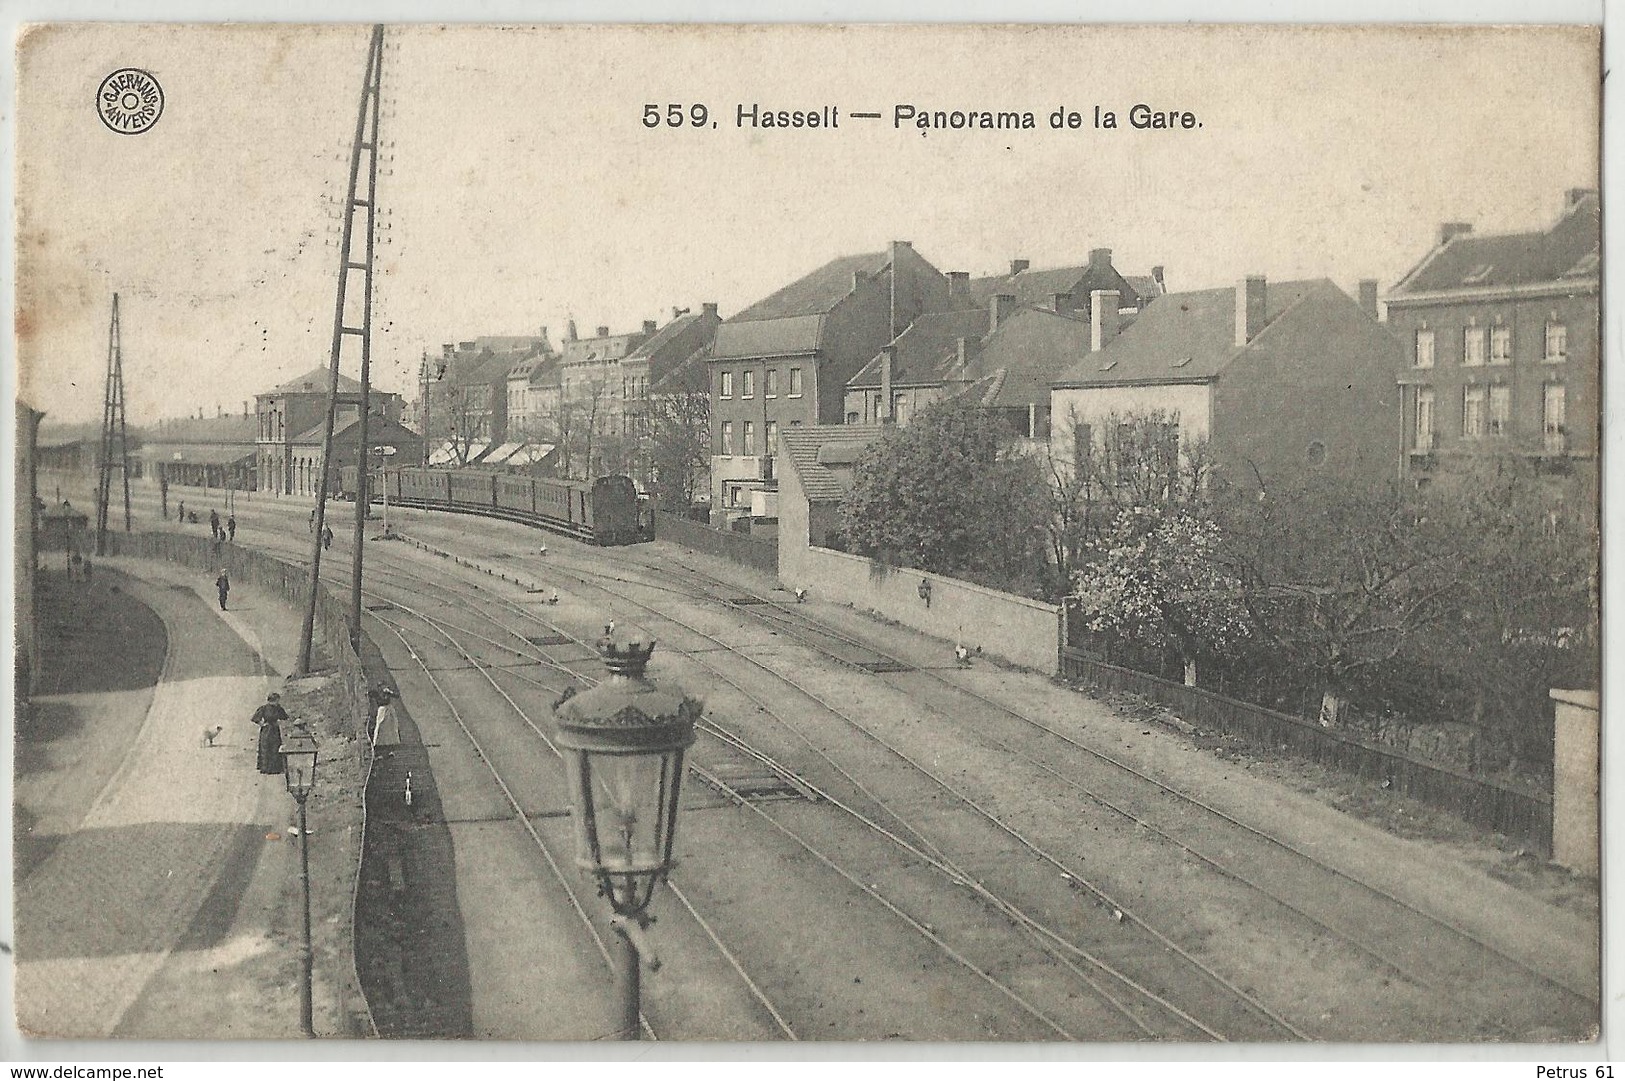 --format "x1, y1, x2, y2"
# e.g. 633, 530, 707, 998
553, 626, 700, 1040
371, 444, 397, 536
280, 723, 320, 1038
